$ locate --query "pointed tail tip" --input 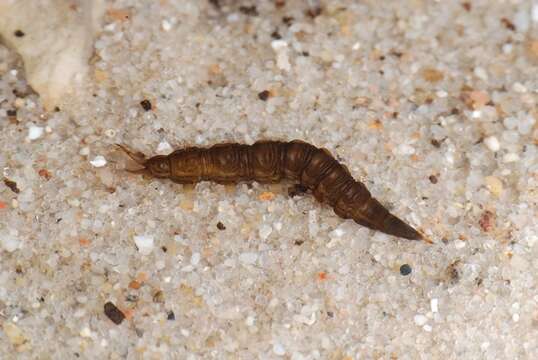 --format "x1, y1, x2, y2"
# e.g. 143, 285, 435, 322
383, 215, 427, 242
